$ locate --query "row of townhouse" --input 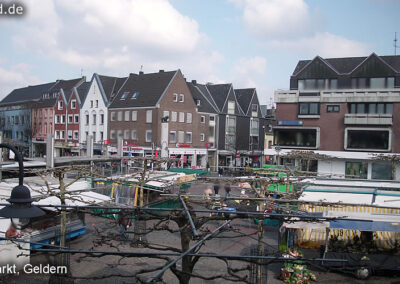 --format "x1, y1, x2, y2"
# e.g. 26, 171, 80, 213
273, 52, 400, 180
0, 69, 267, 169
